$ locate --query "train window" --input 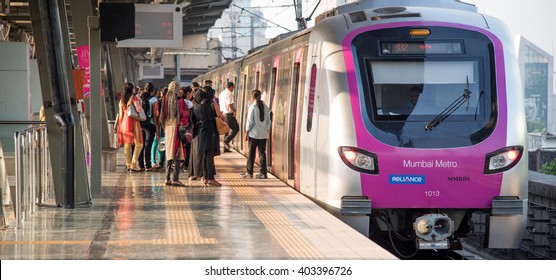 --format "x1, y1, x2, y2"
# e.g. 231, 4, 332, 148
307, 64, 317, 132
364, 58, 493, 148
369, 60, 480, 120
